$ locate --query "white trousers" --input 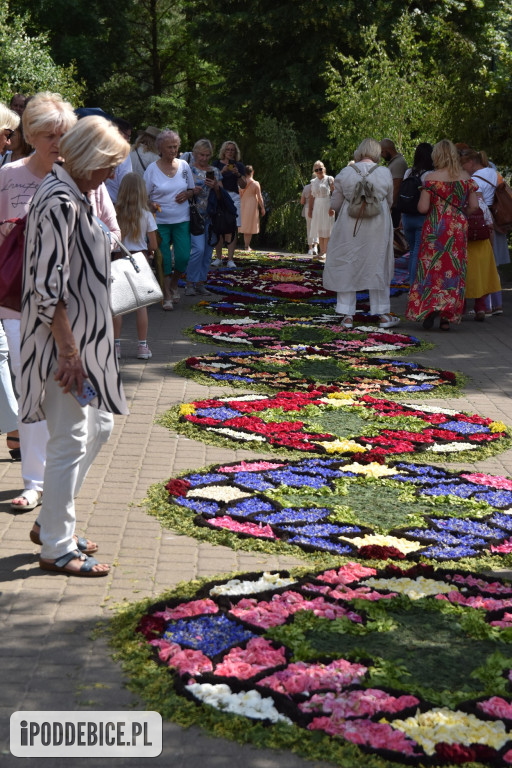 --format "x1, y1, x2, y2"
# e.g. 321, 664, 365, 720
0, 320, 18, 433
38, 373, 113, 560
336, 288, 390, 317
3, 318, 48, 490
